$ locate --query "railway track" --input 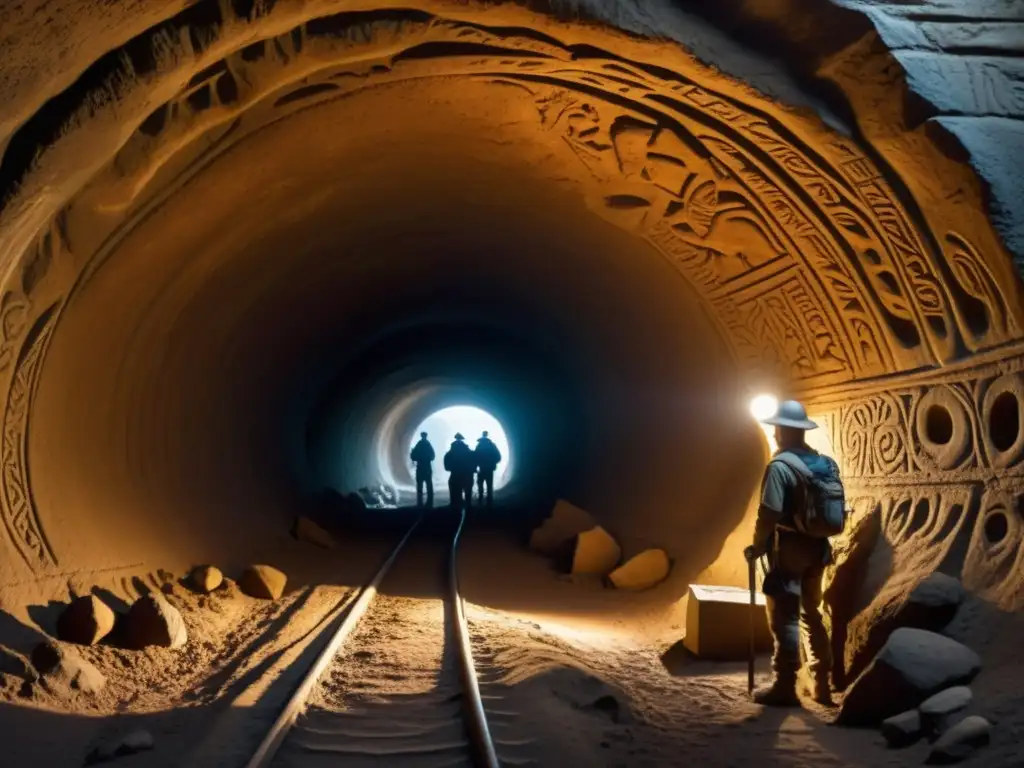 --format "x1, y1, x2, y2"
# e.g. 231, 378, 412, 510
244, 507, 499, 768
